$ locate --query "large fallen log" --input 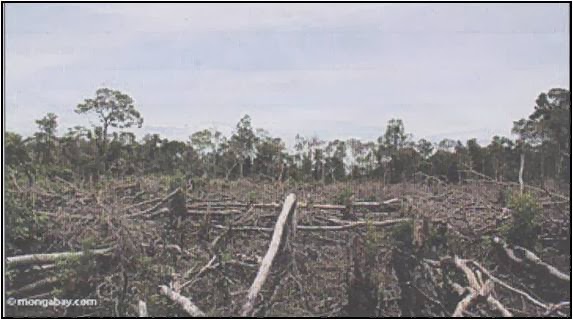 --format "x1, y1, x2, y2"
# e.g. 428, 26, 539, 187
493, 236, 570, 283
241, 193, 297, 317
187, 199, 399, 211
7, 248, 113, 268
297, 218, 410, 231
159, 285, 205, 317
212, 218, 410, 233
188, 202, 280, 209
